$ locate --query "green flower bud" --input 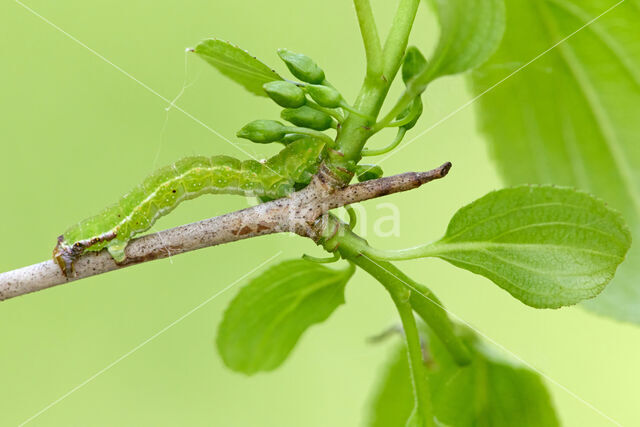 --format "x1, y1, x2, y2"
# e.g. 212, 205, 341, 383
306, 84, 342, 108
236, 120, 286, 143
402, 46, 428, 84
277, 48, 325, 84
281, 105, 333, 131
356, 164, 383, 182
263, 81, 306, 108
